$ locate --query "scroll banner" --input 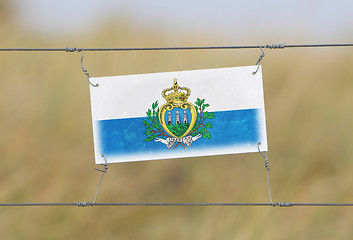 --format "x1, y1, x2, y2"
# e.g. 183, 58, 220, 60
90, 66, 268, 164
